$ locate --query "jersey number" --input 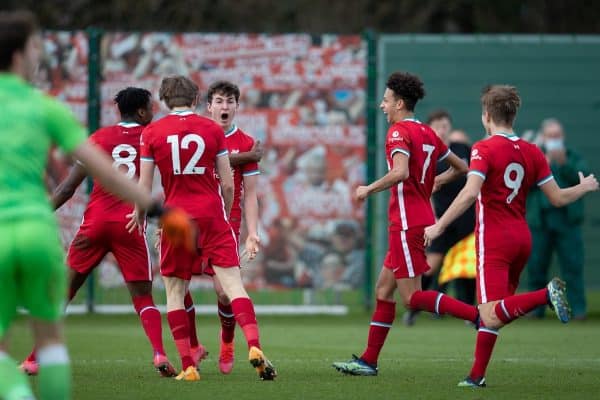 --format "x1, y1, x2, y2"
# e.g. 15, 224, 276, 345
504, 162, 525, 204
112, 144, 137, 179
420, 144, 435, 184
167, 134, 206, 175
